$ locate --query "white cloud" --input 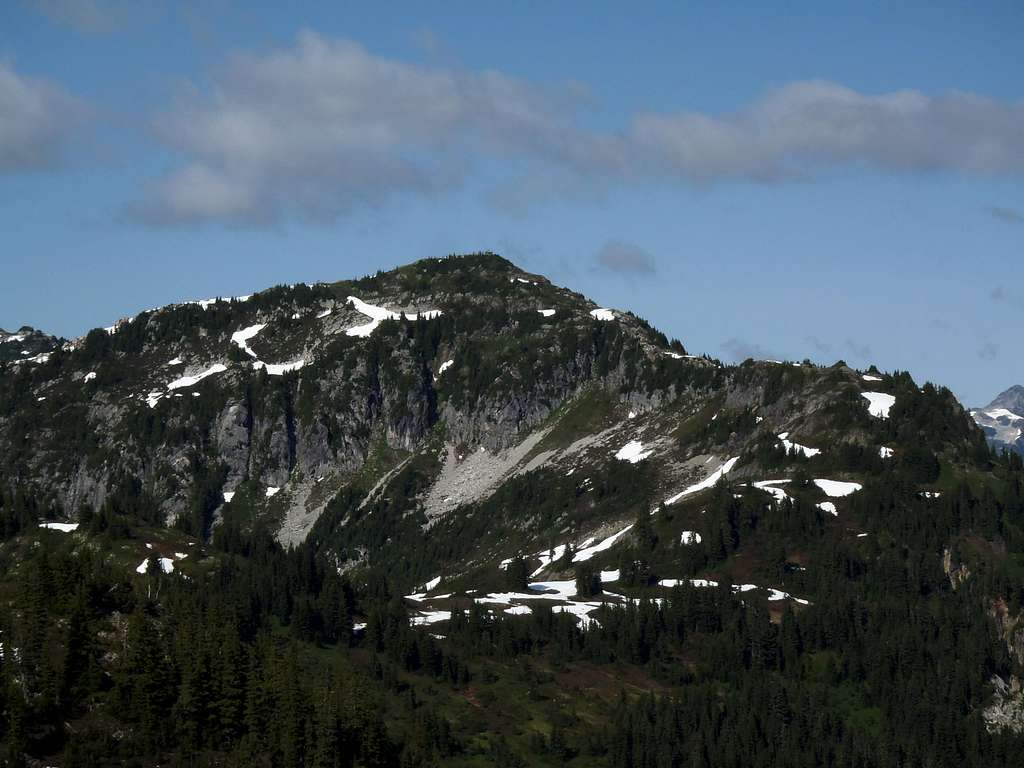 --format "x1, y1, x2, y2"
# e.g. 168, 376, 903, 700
631, 81, 1024, 180
132, 33, 1024, 226
0, 61, 84, 172
133, 31, 589, 224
